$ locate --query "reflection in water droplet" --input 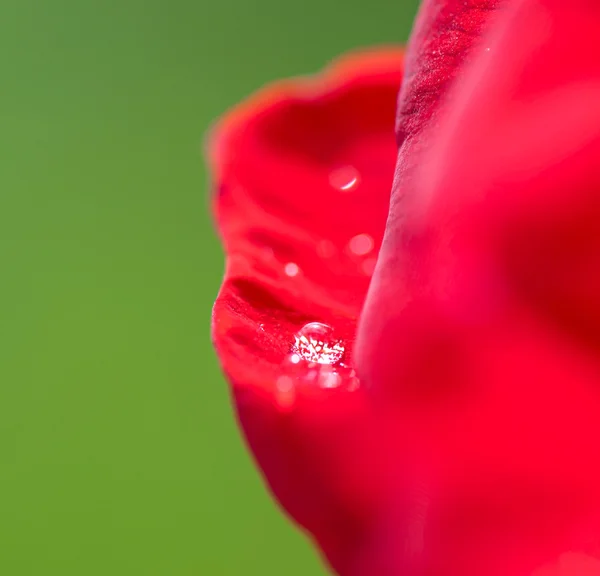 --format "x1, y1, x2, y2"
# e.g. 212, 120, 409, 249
348, 233, 374, 256
329, 166, 360, 192
293, 322, 344, 365
274, 323, 361, 410
284, 262, 300, 277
